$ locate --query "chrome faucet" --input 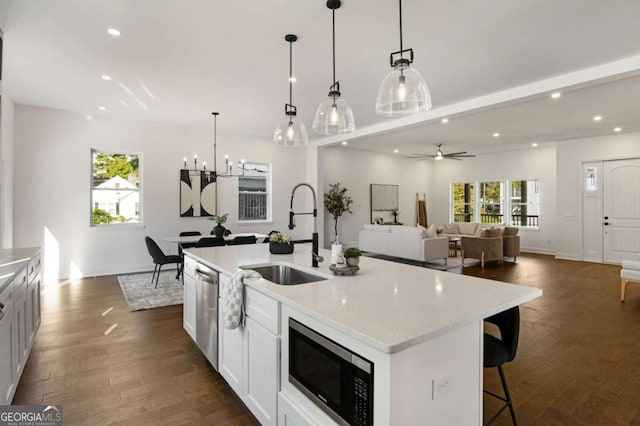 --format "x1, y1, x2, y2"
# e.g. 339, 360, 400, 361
289, 183, 323, 267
